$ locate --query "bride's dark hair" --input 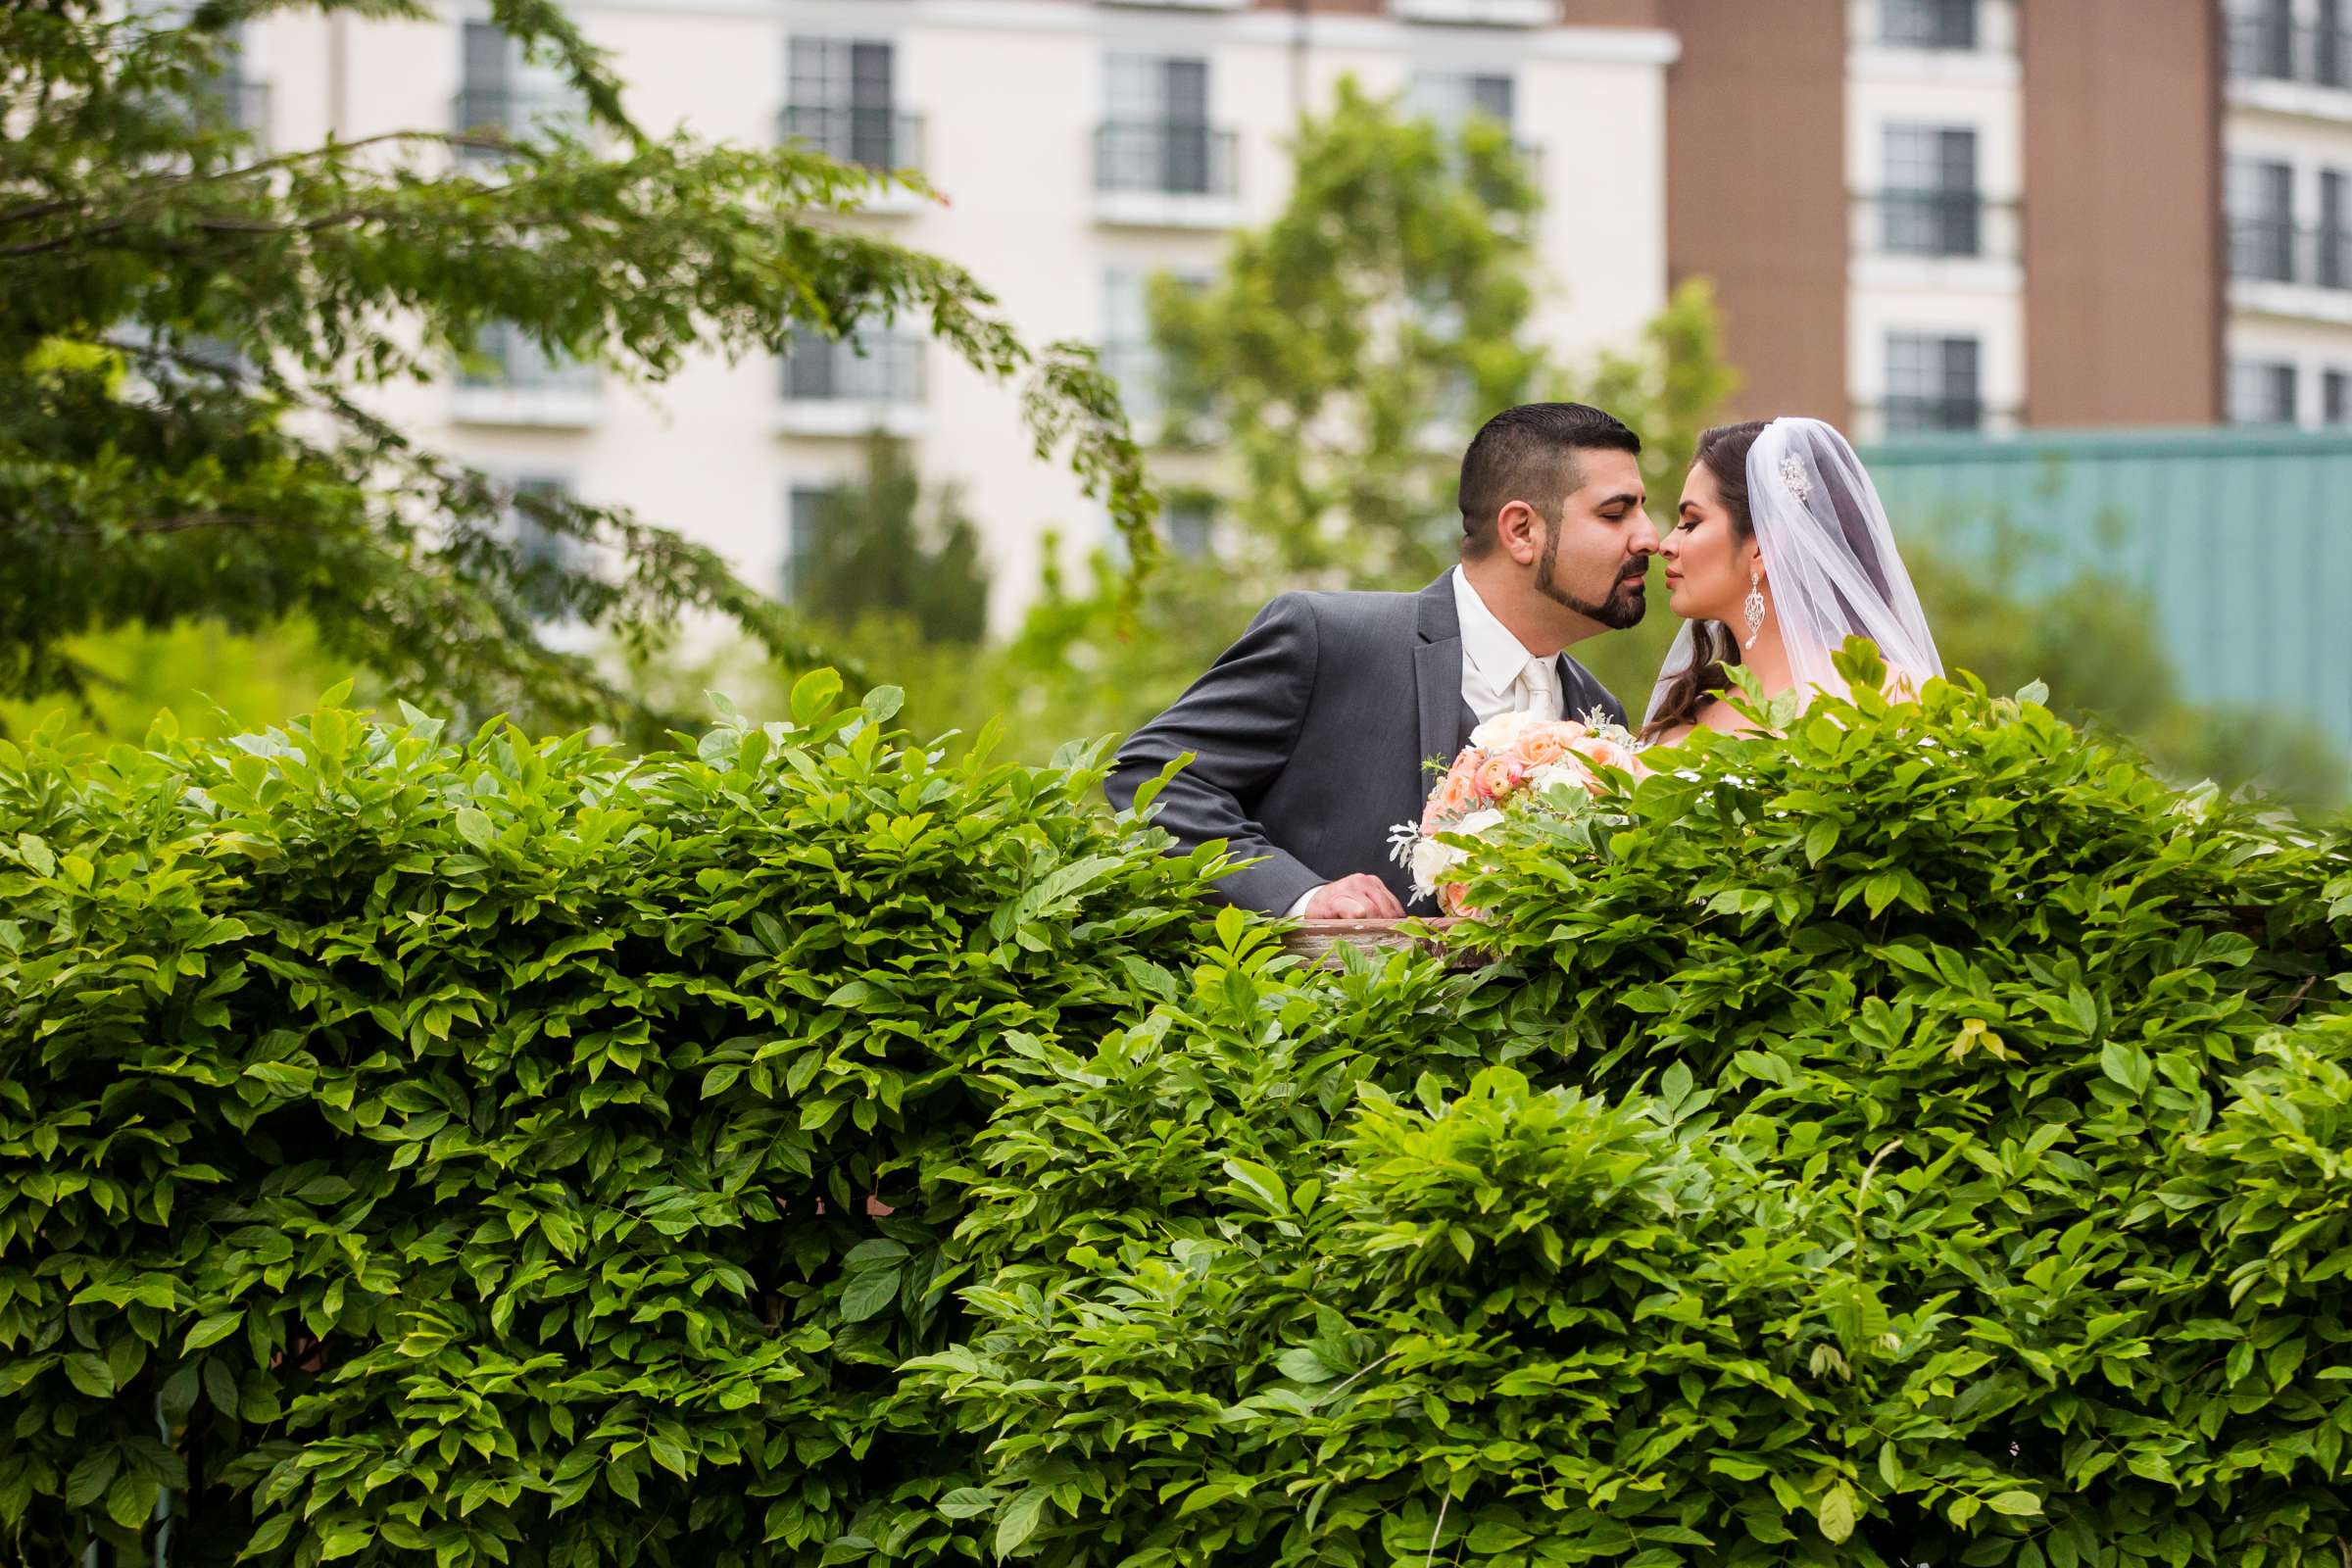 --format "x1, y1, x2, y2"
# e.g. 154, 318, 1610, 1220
1642, 420, 1767, 741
